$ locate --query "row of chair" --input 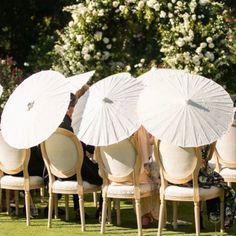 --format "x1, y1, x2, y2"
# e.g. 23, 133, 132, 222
0, 122, 235, 236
